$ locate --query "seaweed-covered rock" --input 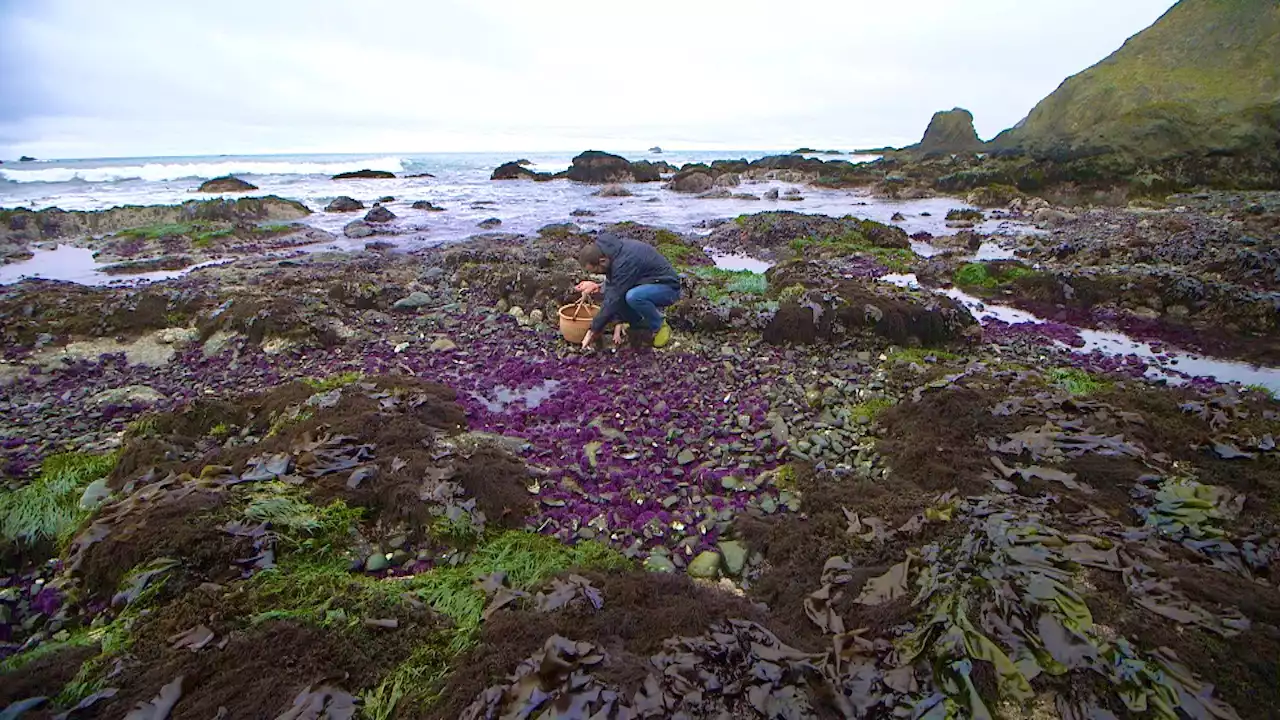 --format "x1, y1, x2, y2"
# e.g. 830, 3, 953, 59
0, 197, 311, 259
344, 221, 374, 238
332, 169, 396, 180
364, 205, 396, 223
565, 151, 659, 184
707, 211, 909, 260
325, 196, 364, 212
965, 184, 1024, 207
197, 176, 258, 193
492, 162, 552, 181
762, 264, 975, 346
667, 171, 713, 194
